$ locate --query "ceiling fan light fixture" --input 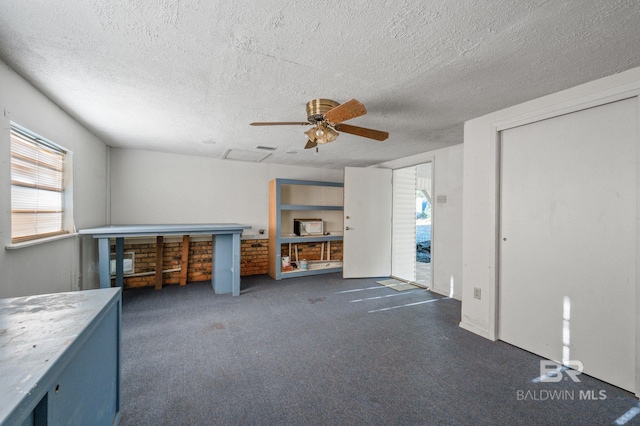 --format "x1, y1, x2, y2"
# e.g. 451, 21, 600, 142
305, 127, 317, 141
315, 126, 329, 144
326, 127, 339, 142
305, 124, 332, 144
310, 122, 338, 144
